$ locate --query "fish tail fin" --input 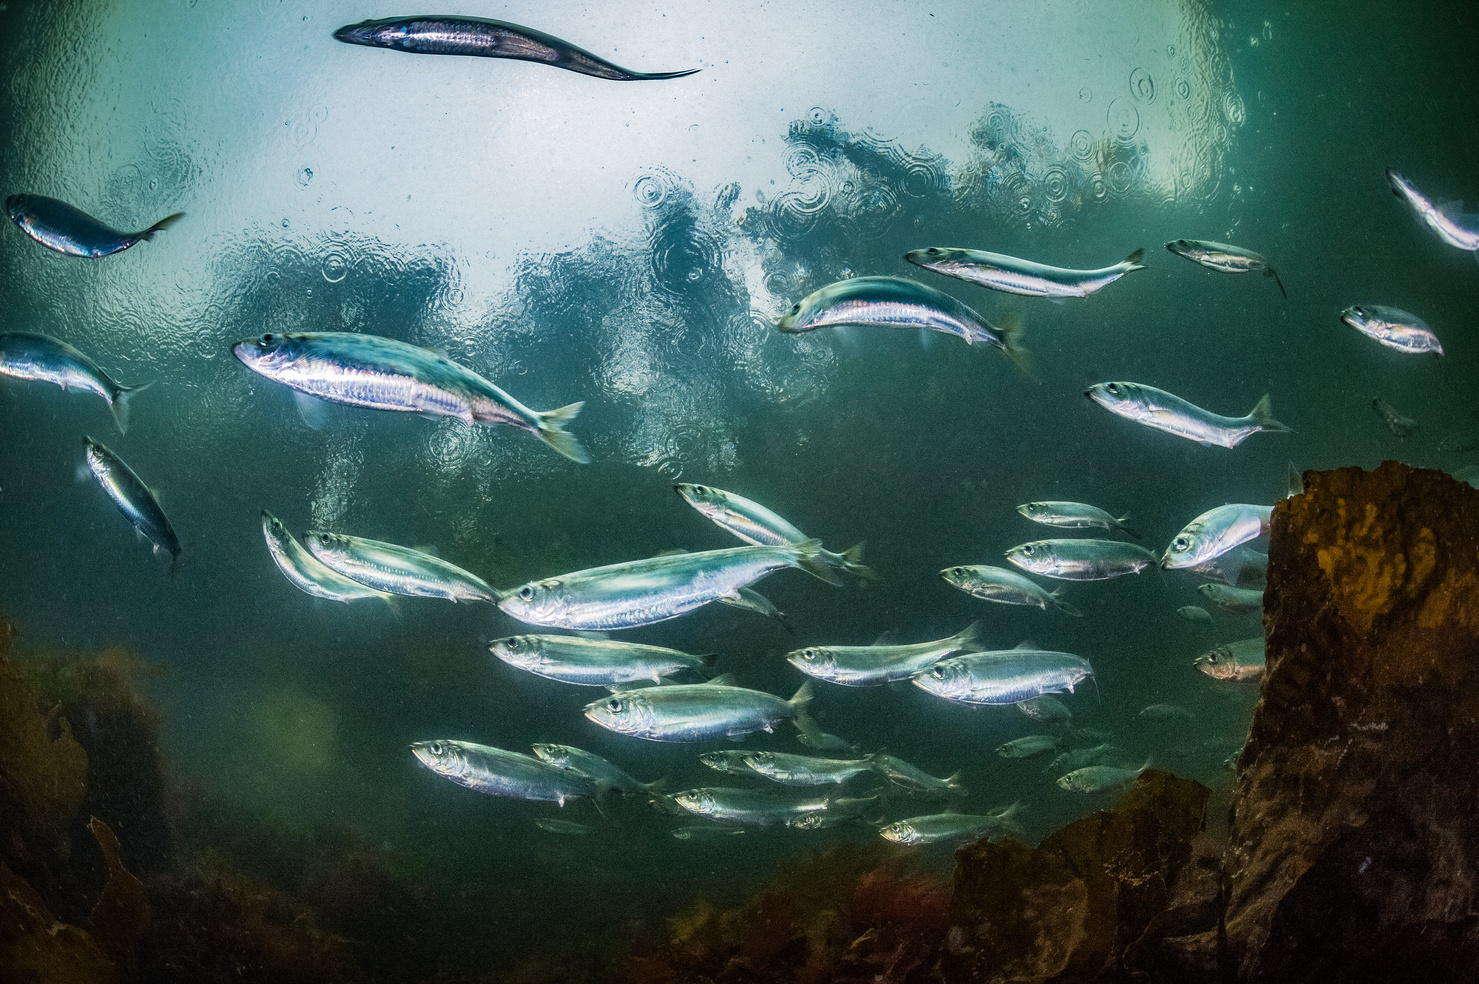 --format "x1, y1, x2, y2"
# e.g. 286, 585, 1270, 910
1048, 586, 1083, 618
624, 67, 701, 80
139, 212, 184, 241
953, 619, 984, 651
109, 379, 154, 435
788, 681, 821, 739
1123, 248, 1147, 272
788, 680, 815, 713
839, 541, 877, 581
945, 771, 967, 795
794, 538, 845, 586
996, 312, 1032, 377
642, 776, 672, 795
1248, 394, 1293, 434
1287, 461, 1304, 498
1114, 512, 1142, 539
1266, 266, 1288, 299
533, 401, 590, 463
